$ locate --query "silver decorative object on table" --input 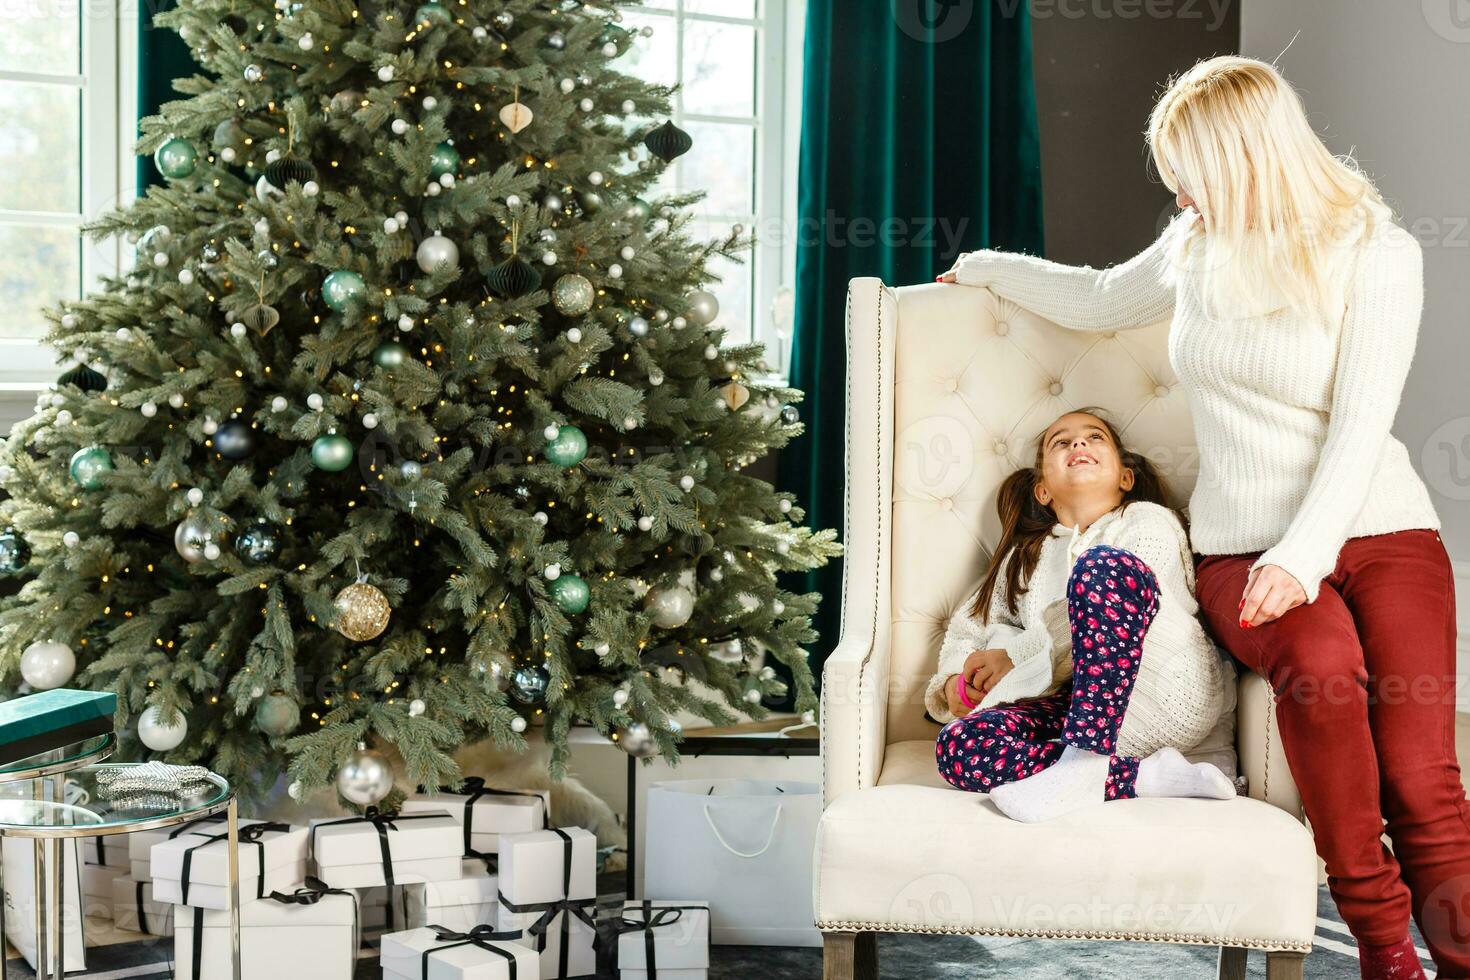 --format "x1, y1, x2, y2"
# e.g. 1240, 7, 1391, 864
0, 753, 244, 980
